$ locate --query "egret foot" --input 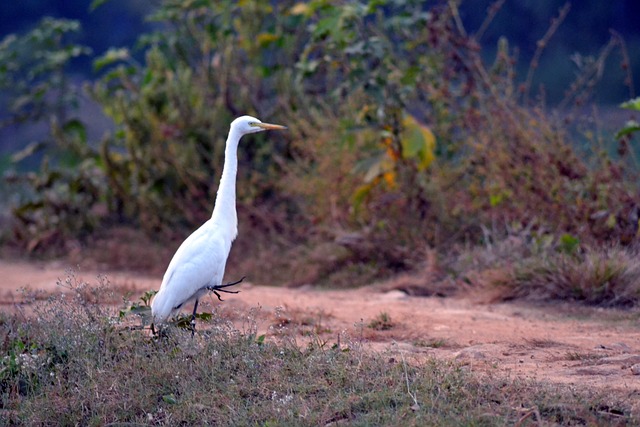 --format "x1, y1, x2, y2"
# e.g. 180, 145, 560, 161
190, 317, 196, 337
150, 323, 171, 339
190, 299, 199, 337
206, 276, 245, 301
